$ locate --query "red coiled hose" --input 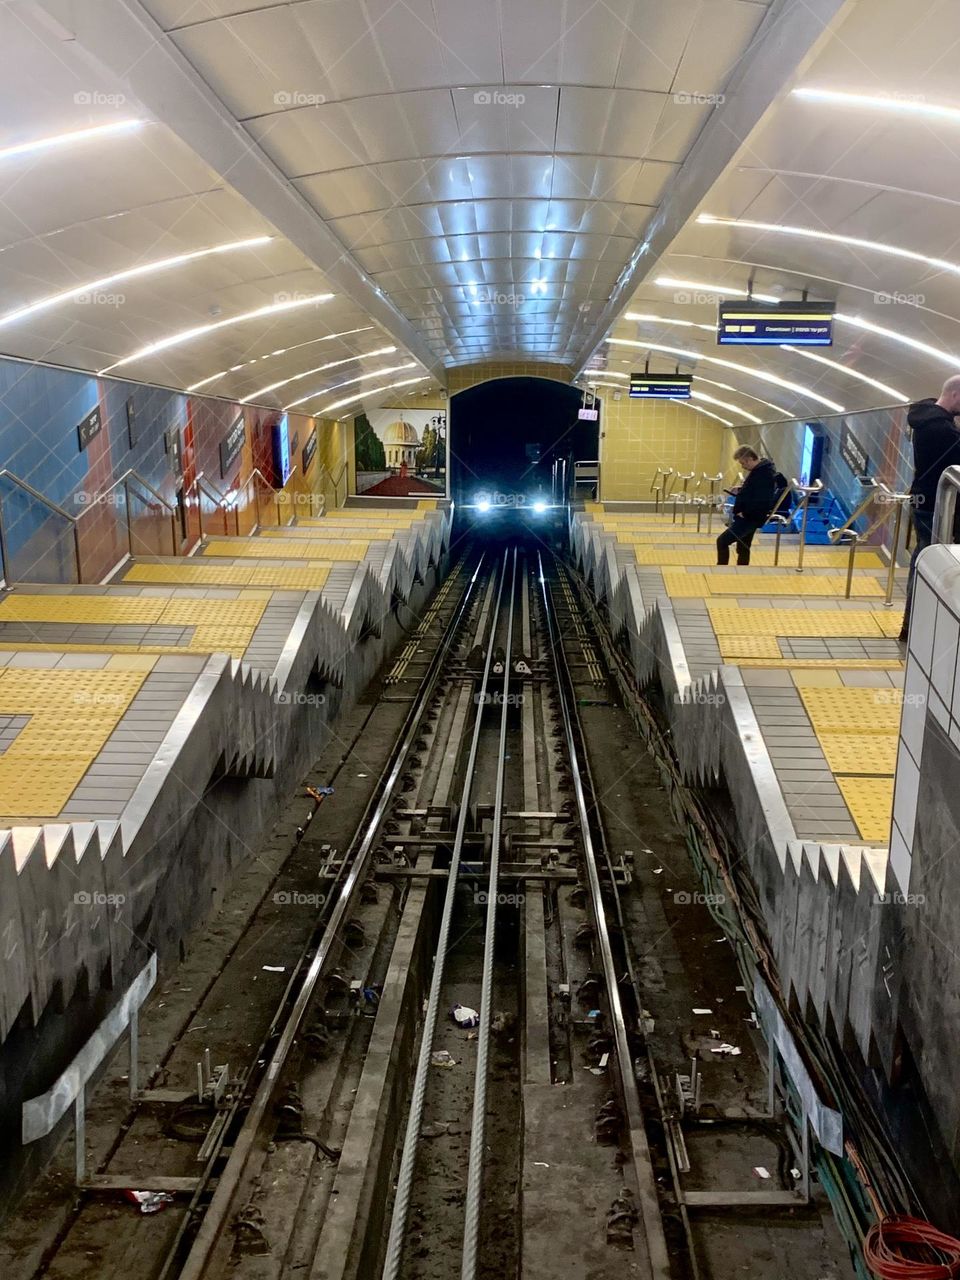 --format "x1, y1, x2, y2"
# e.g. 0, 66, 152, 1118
865, 1216, 960, 1278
